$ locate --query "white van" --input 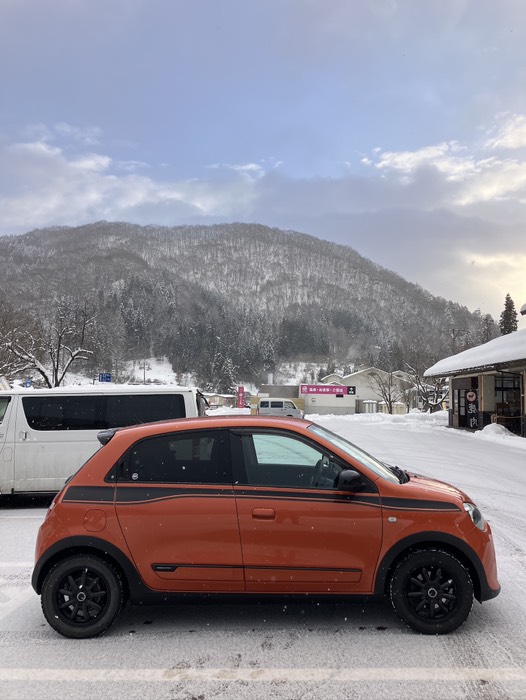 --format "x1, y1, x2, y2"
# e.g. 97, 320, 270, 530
256, 398, 304, 418
0, 386, 208, 496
